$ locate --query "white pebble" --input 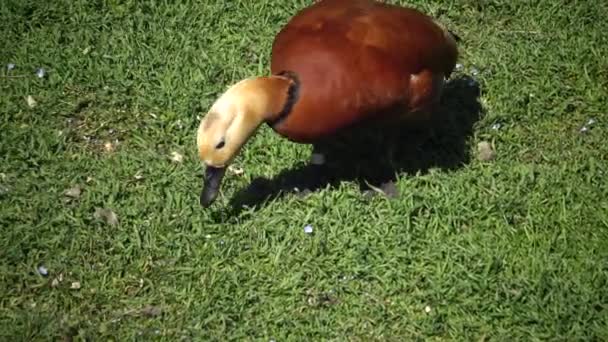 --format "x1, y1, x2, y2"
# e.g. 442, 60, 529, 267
70, 281, 81, 290
7, 63, 15, 71
470, 67, 480, 77
35, 68, 46, 78
455, 63, 463, 71
586, 118, 596, 126
304, 224, 313, 234
580, 126, 589, 133
424, 305, 432, 313
37, 265, 48, 276
491, 123, 502, 130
